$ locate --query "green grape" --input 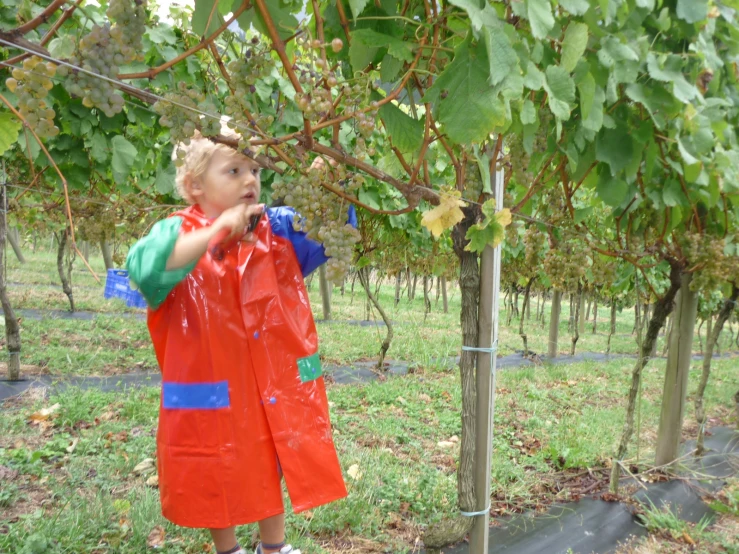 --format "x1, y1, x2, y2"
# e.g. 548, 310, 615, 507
272, 166, 361, 284
6, 57, 59, 138
64, 0, 147, 116
153, 84, 208, 161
